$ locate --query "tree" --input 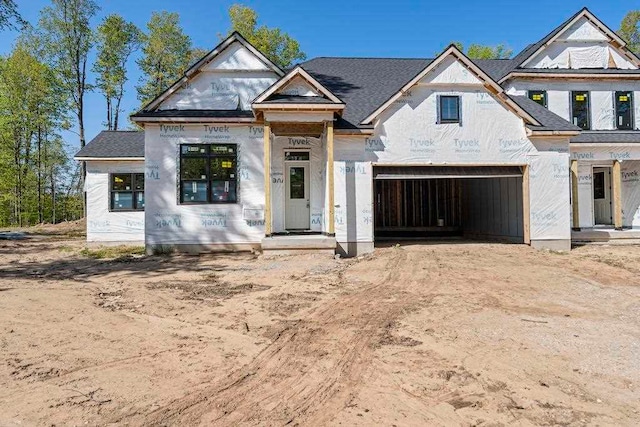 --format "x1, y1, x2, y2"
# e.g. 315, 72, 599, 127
188, 46, 209, 67
137, 11, 192, 106
0, 41, 71, 226
228, 4, 305, 68
619, 11, 640, 55
0, 0, 25, 31
93, 14, 142, 130
38, 0, 99, 167
450, 42, 512, 59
